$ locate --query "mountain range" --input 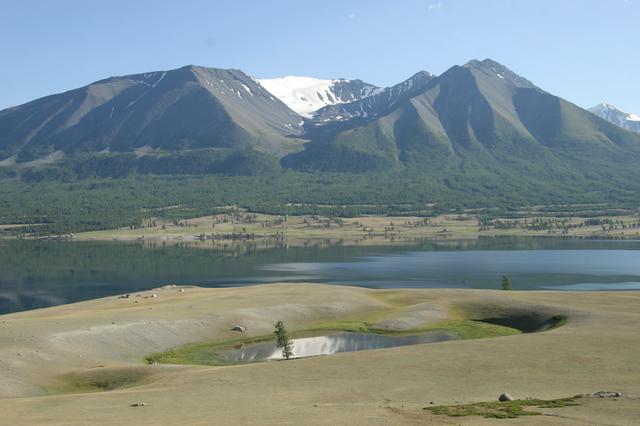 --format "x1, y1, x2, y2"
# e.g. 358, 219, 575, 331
1, 59, 640, 190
